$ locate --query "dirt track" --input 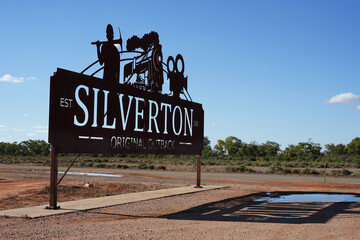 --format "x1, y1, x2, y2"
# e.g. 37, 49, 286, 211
1, 164, 360, 239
